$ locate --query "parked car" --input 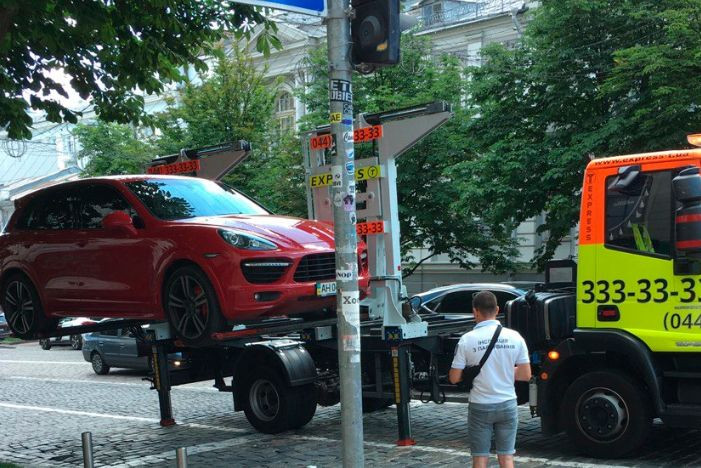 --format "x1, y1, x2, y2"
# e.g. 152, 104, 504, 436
82, 323, 186, 375
0, 176, 370, 343
38, 317, 97, 350
409, 282, 532, 316
0, 310, 10, 339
